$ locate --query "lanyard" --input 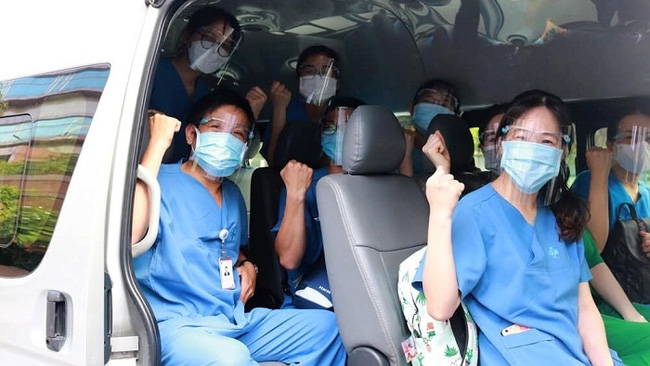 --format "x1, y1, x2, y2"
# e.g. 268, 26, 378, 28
218, 186, 229, 258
